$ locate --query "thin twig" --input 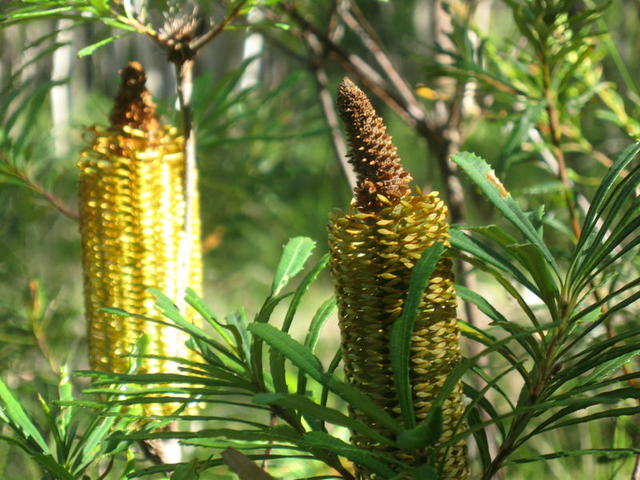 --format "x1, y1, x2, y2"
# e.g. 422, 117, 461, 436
97, 455, 115, 480
189, 0, 248, 52
37, 183, 79, 221
276, 4, 412, 123
13, 168, 79, 220
342, 0, 426, 122
312, 63, 356, 190
541, 51, 581, 238
632, 455, 640, 480
299, 22, 356, 190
